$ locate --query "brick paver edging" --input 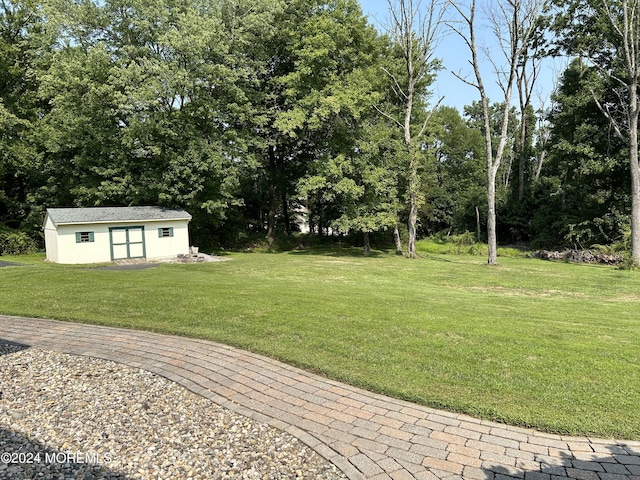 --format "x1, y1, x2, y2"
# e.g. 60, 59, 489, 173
1, 315, 639, 480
